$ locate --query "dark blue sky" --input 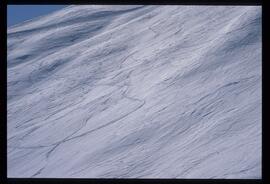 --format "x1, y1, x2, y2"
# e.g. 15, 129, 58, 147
7, 5, 67, 27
